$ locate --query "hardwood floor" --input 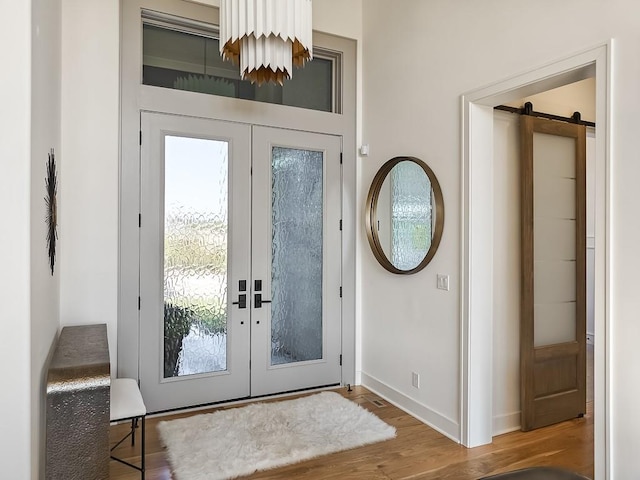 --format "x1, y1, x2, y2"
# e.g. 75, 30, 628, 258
109, 386, 593, 480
